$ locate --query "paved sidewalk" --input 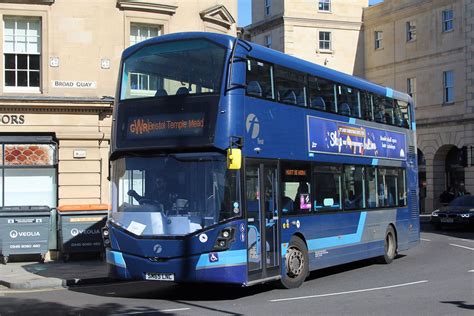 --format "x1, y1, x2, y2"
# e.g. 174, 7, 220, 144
0, 258, 110, 290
